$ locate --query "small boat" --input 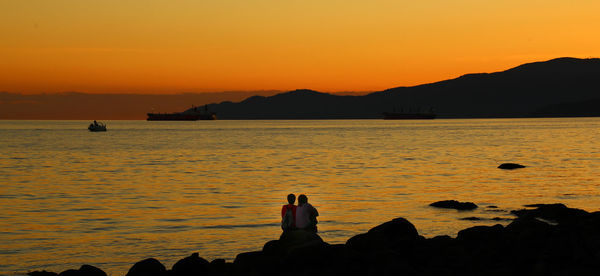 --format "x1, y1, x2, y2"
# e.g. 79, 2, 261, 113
88, 121, 107, 132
